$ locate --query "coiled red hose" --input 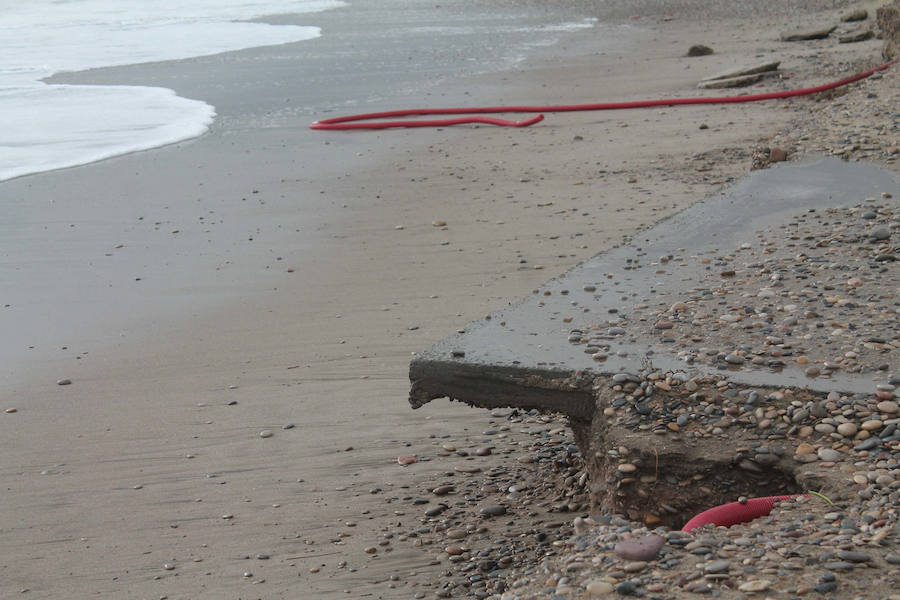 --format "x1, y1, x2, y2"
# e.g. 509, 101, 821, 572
682, 494, 808, 532
310, 59, 896, 130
